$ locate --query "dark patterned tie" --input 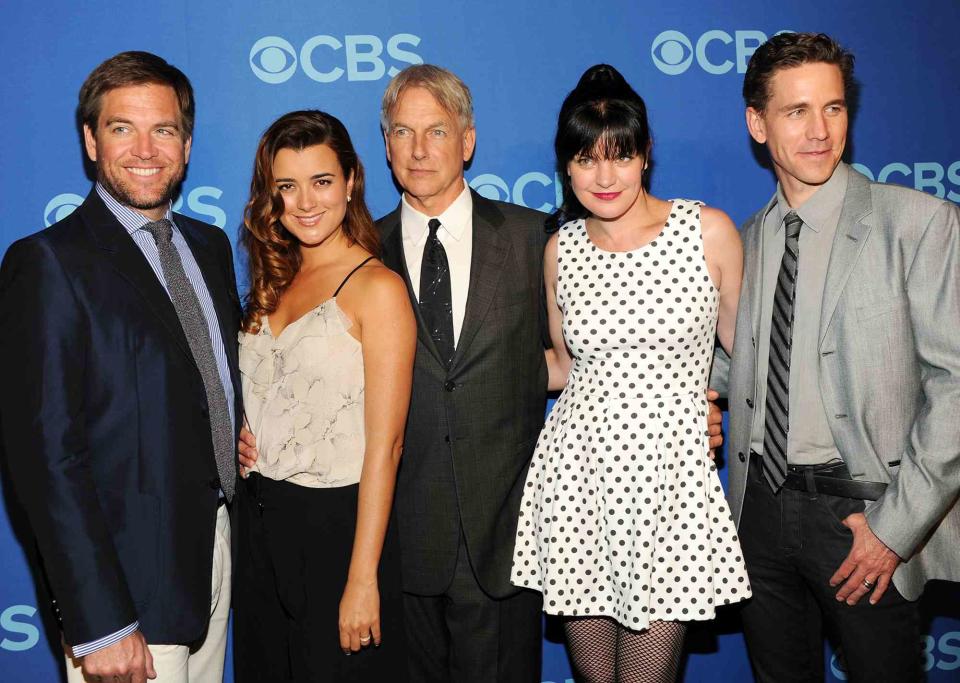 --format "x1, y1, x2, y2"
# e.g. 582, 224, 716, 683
419, 218, 455, 366
761, 211, 803, 492
141, 219, 236, 501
